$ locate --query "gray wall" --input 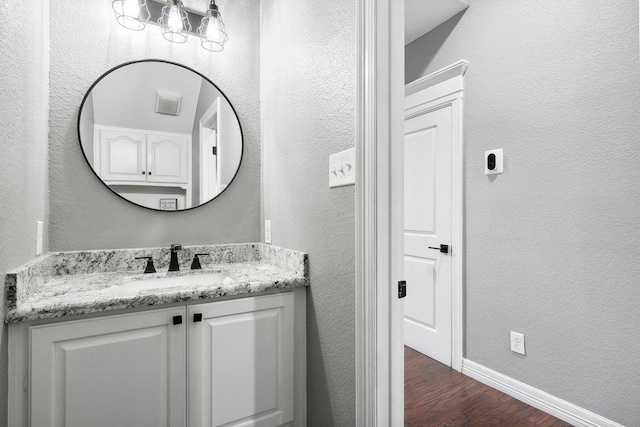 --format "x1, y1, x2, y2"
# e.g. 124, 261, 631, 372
0, 0, 49, 422
48, 0, 260, 250
406, 1, 640, 424
260, 0, 356, 425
